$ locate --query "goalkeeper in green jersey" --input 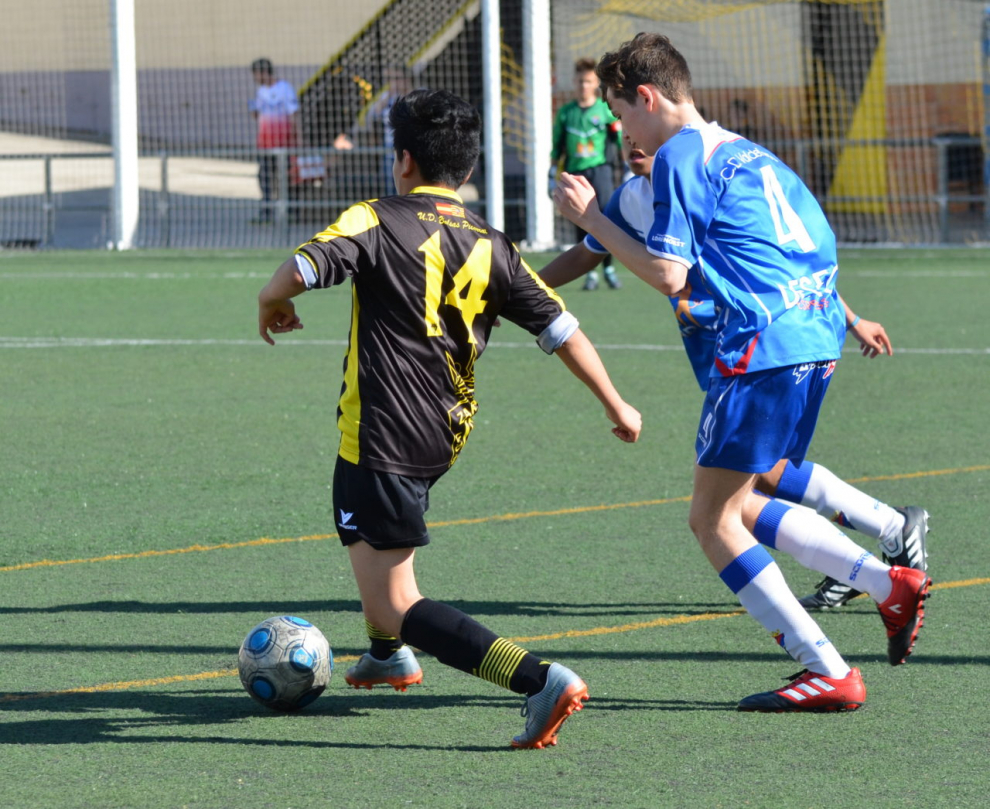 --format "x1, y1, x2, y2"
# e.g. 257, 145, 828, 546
551, 57, 623, 291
